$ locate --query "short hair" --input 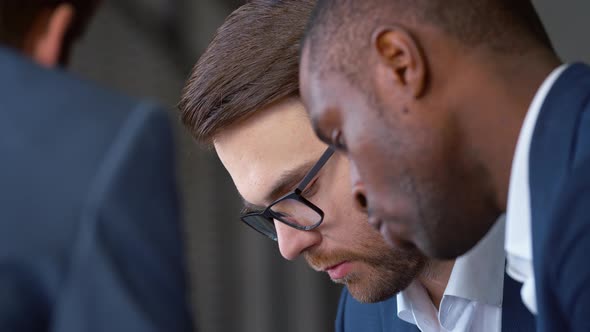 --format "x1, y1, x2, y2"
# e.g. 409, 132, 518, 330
179, 0, 316, 144
303, 0, 553, 84
0, 1, 100, 51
